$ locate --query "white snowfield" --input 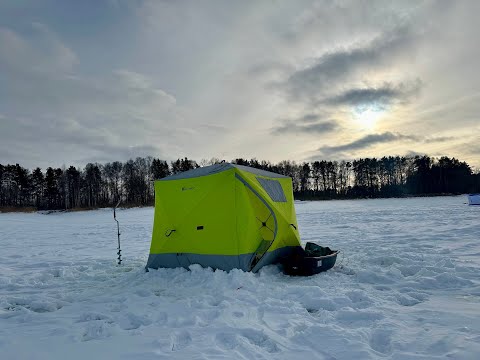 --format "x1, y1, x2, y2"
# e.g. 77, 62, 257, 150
1, 196, 479, 359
